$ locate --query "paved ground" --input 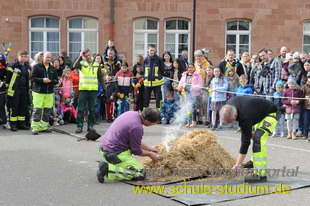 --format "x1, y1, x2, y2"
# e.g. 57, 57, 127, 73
0, 120, 310, 206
